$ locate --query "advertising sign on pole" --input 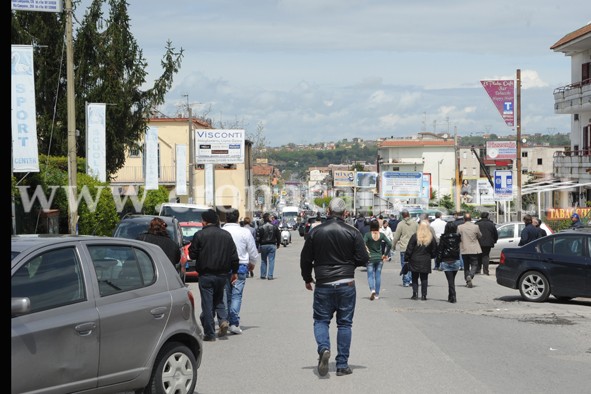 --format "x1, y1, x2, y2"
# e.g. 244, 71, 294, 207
494, 170, 513, 201
333, 170, 355, 187
86, 103, 106, 182
175, 144, 187, 196
12, 0, 62, 12
481, 80, 514, 127
381, 172, 422, 199
486, 141, 516, 160
195, 129, 245, 164
356, 172, 377, 188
